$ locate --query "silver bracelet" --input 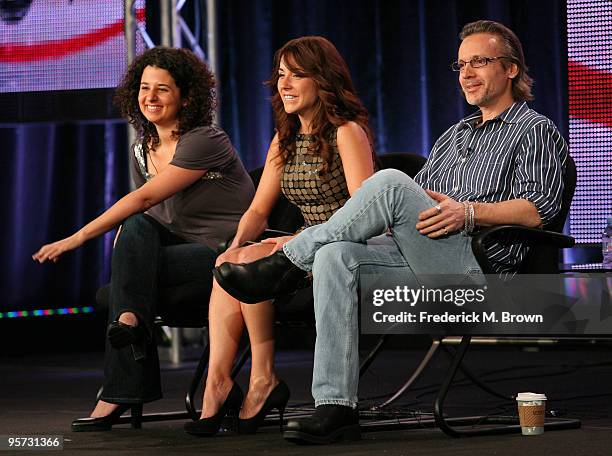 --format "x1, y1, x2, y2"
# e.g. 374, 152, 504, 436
462, 201, 475, 235
469, 203, 475, 233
